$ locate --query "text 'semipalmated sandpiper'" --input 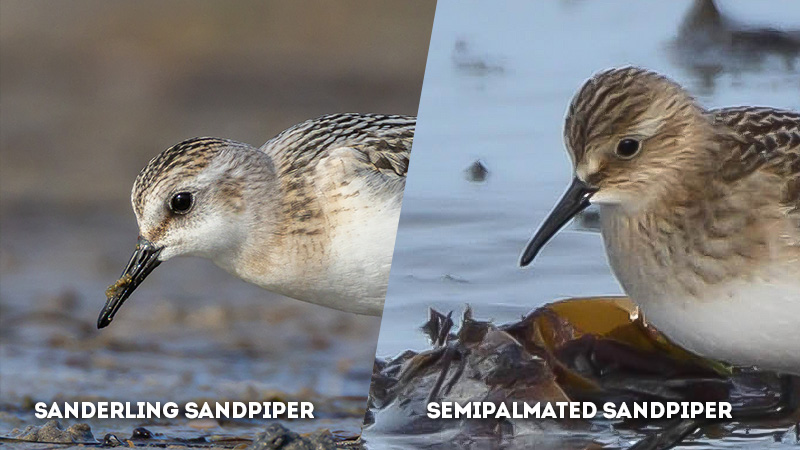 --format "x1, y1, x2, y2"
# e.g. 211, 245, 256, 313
520, 67, 799, 375
98, 113, 414, 328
